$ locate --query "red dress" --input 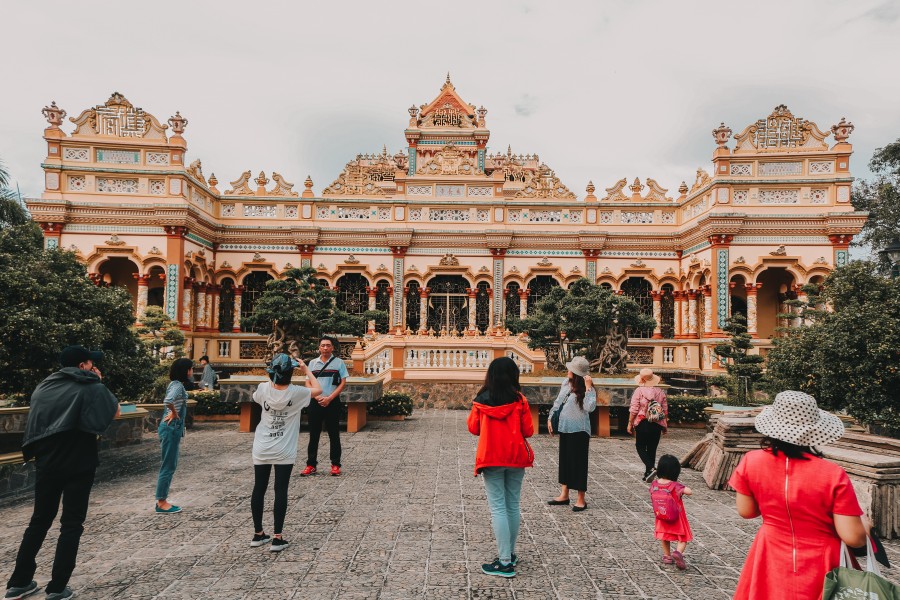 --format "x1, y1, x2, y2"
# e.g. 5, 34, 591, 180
728, 449, 863, 600
653, 481, 693, 542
